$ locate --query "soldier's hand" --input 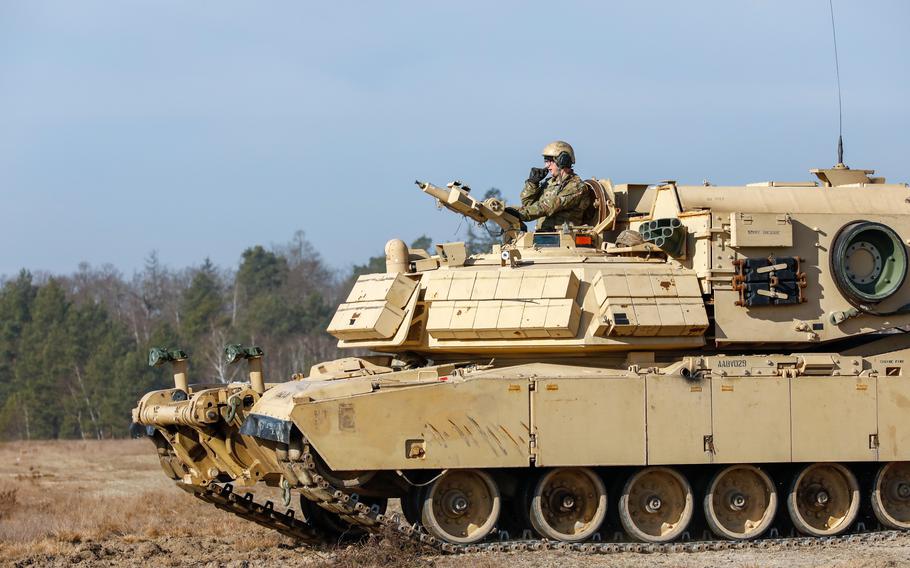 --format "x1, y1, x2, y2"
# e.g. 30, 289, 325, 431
527, 167, 548, 184
505, 207, 529, 231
